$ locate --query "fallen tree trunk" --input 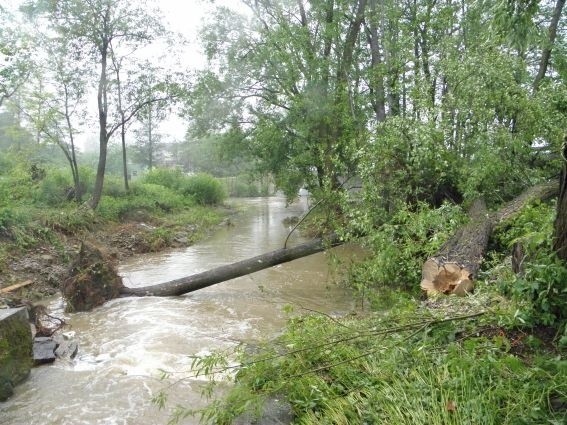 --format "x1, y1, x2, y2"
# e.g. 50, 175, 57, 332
421, 199, 491, 296
120, 233, 343, 297
421, 181, 559, 296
